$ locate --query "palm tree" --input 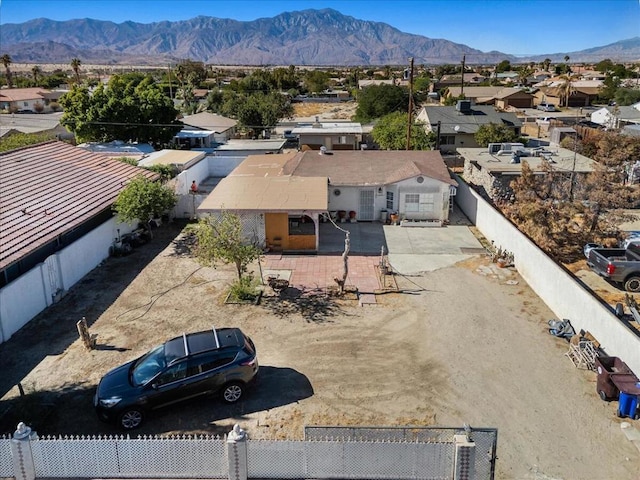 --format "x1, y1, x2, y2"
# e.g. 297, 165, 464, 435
1, 53, 13, 88
558, 73, 578, 107
31, 65, 42, 86
70, 58, 82, 83
542, 58, 551, 72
